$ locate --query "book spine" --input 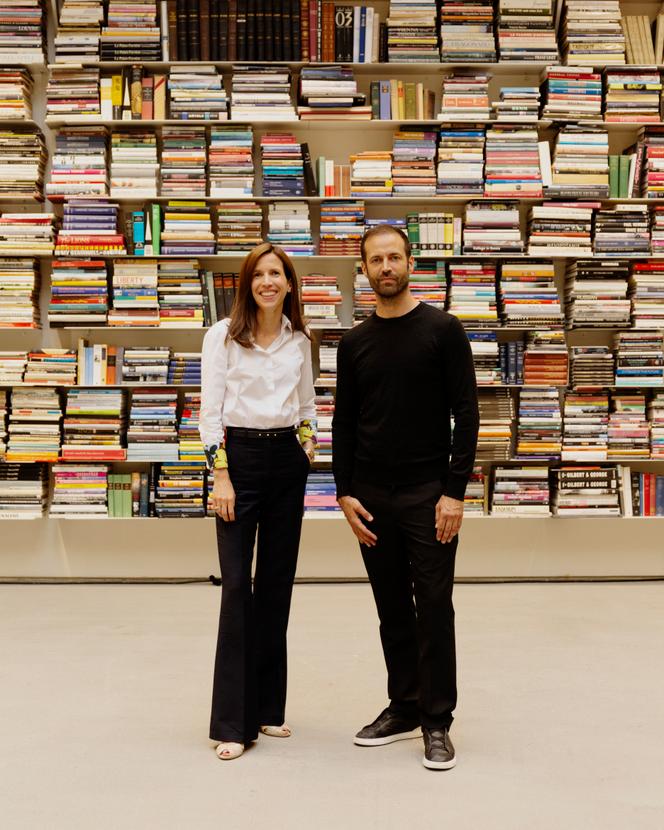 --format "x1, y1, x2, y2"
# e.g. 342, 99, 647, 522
130, 65, 142, 120
167, 0, 178, 61
282, 0, 293, 61
209, 0, 219, 59
255, 1, 265, 60
228, 0, 238, 61
322, 0, 334, 61
151, 203, 161, 255
300, 0, 309, 61
189, 0, 201, 60
264, 0, 274, 61
176, 0, 188, 60
141, 77, 154, 120
200, 0, 211, 60
292, 0, 301, 60
236, 0, 247, 61
218, 0, 229, 60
